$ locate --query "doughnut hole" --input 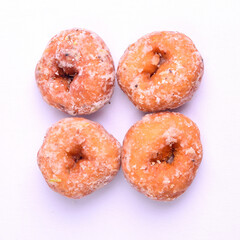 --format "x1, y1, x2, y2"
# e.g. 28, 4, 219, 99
143, 49, 167, 78
54, 49, 80, 91
65, 144, 88, 173
56, 49, 79, 75
150, 143, 176, 166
